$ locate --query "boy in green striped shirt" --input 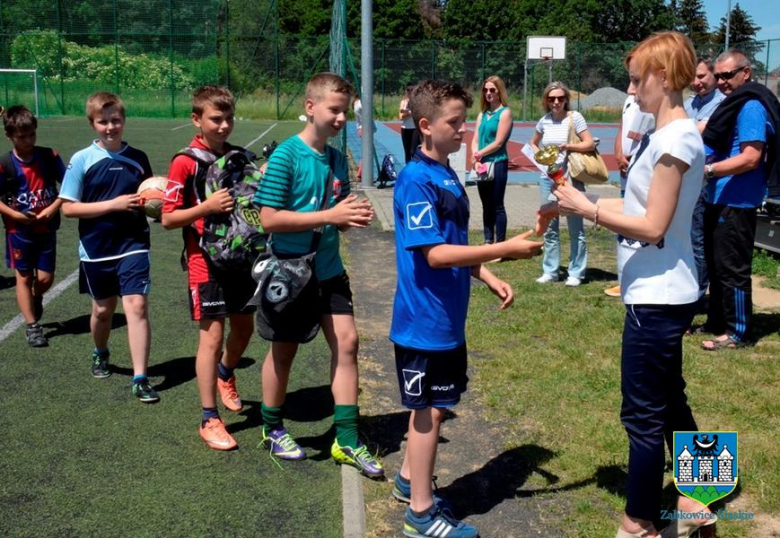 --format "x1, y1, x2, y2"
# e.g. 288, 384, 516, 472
252, 72, 384, 478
